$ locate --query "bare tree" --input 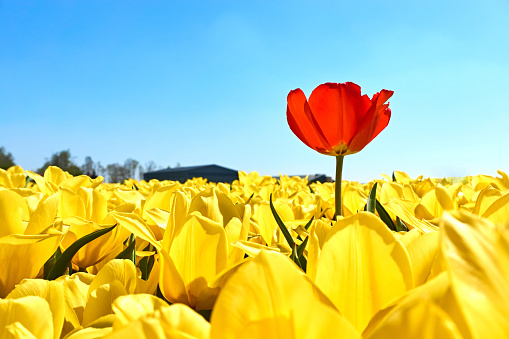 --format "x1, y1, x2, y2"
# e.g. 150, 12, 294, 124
124, 158, 140, 180
105, 163, 131, 183
81, 156, 100, 178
